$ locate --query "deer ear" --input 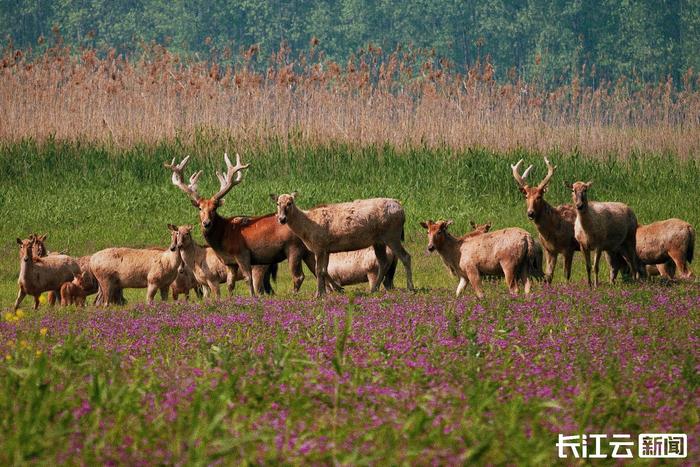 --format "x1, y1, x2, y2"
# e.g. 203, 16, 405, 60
518, 186, 527, 195
185, 224, 194, 232
470, 220, 476, 229
564, 181, 572, 189
290, 191, 298, 200
585, 181, 593, 189
167, 223, 177, 231
16, 238, 22, 245
445, 220, 454, 227
419, 221, 429, 229
190, 199, 200, 208
269, 193, 278, 203
39, 234, 47, 241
